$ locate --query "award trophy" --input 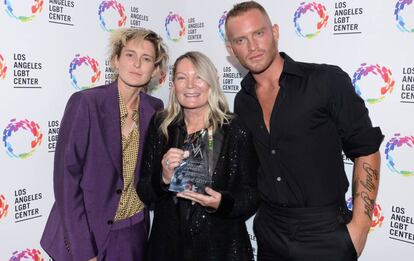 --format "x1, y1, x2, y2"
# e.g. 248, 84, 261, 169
169, 130, 212, 193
